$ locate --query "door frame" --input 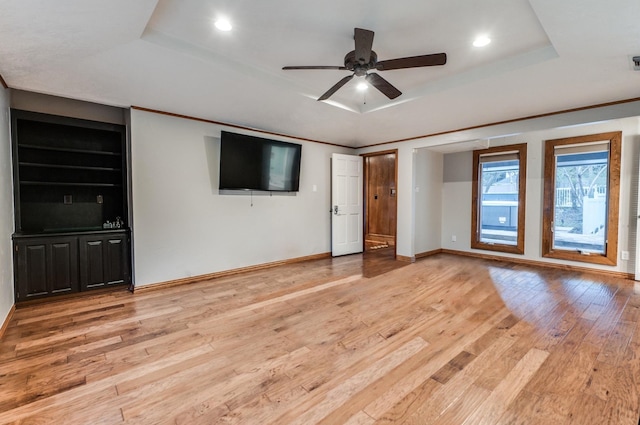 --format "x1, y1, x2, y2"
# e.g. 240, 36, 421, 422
361, 149, 398, 257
